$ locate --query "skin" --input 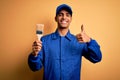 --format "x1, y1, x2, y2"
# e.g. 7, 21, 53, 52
55, 10, 72, 36
31, 9, 91, 57
76, 24, 91, 43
